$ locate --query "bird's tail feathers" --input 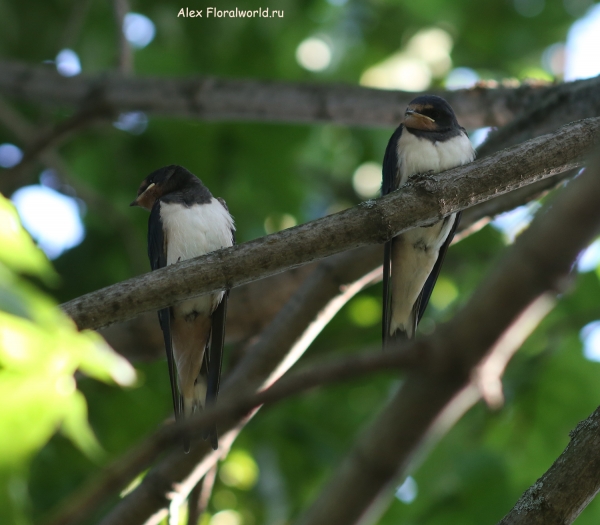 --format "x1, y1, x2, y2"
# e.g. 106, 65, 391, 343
387, 309, 417, 345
